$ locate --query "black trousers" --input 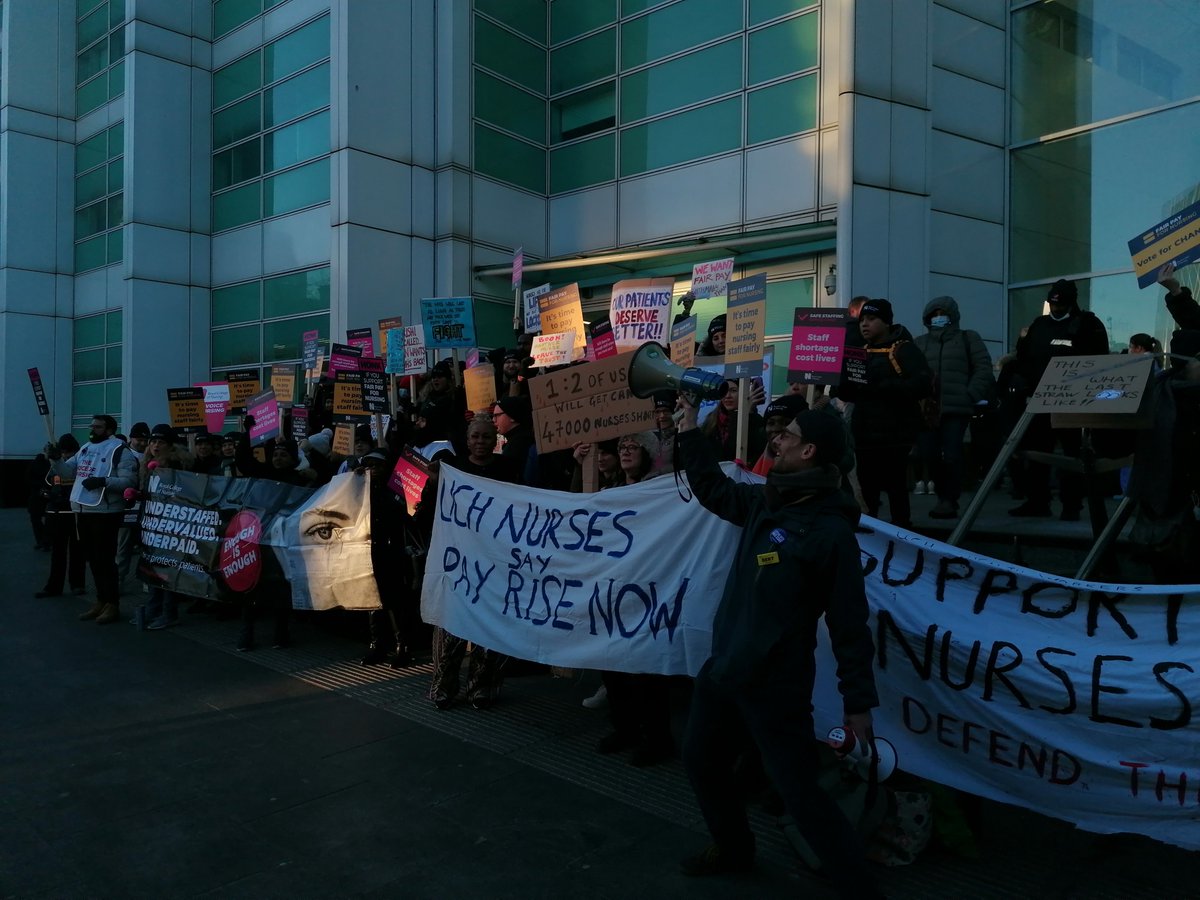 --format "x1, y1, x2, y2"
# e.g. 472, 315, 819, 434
855, 444, 912, 526
44, 513, 85, 593
1018, 417, 1083, 511
683, 669, 879, 899
602, 671, 673, 749
76, 513, 122, 606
